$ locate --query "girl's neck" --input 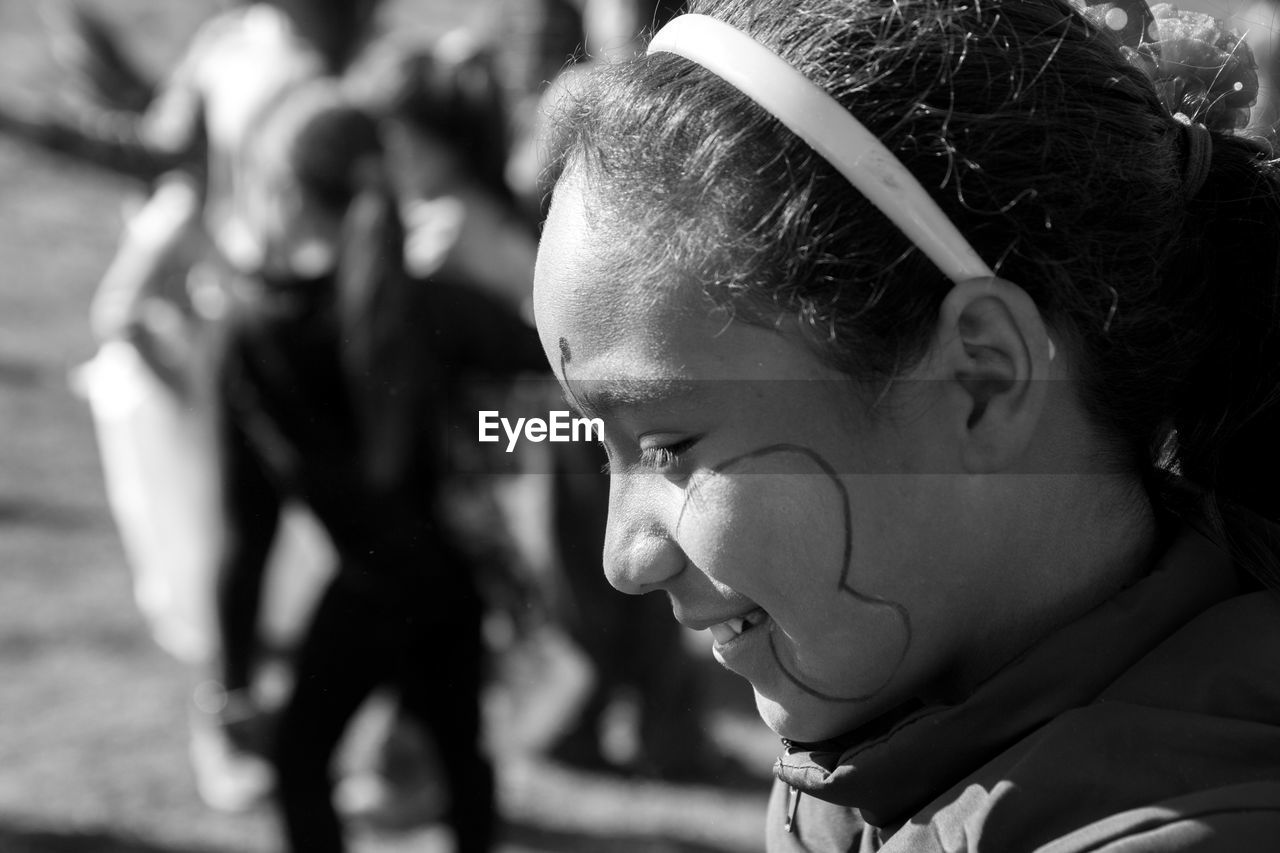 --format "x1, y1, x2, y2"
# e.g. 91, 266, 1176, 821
943, 474, 1159, 702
